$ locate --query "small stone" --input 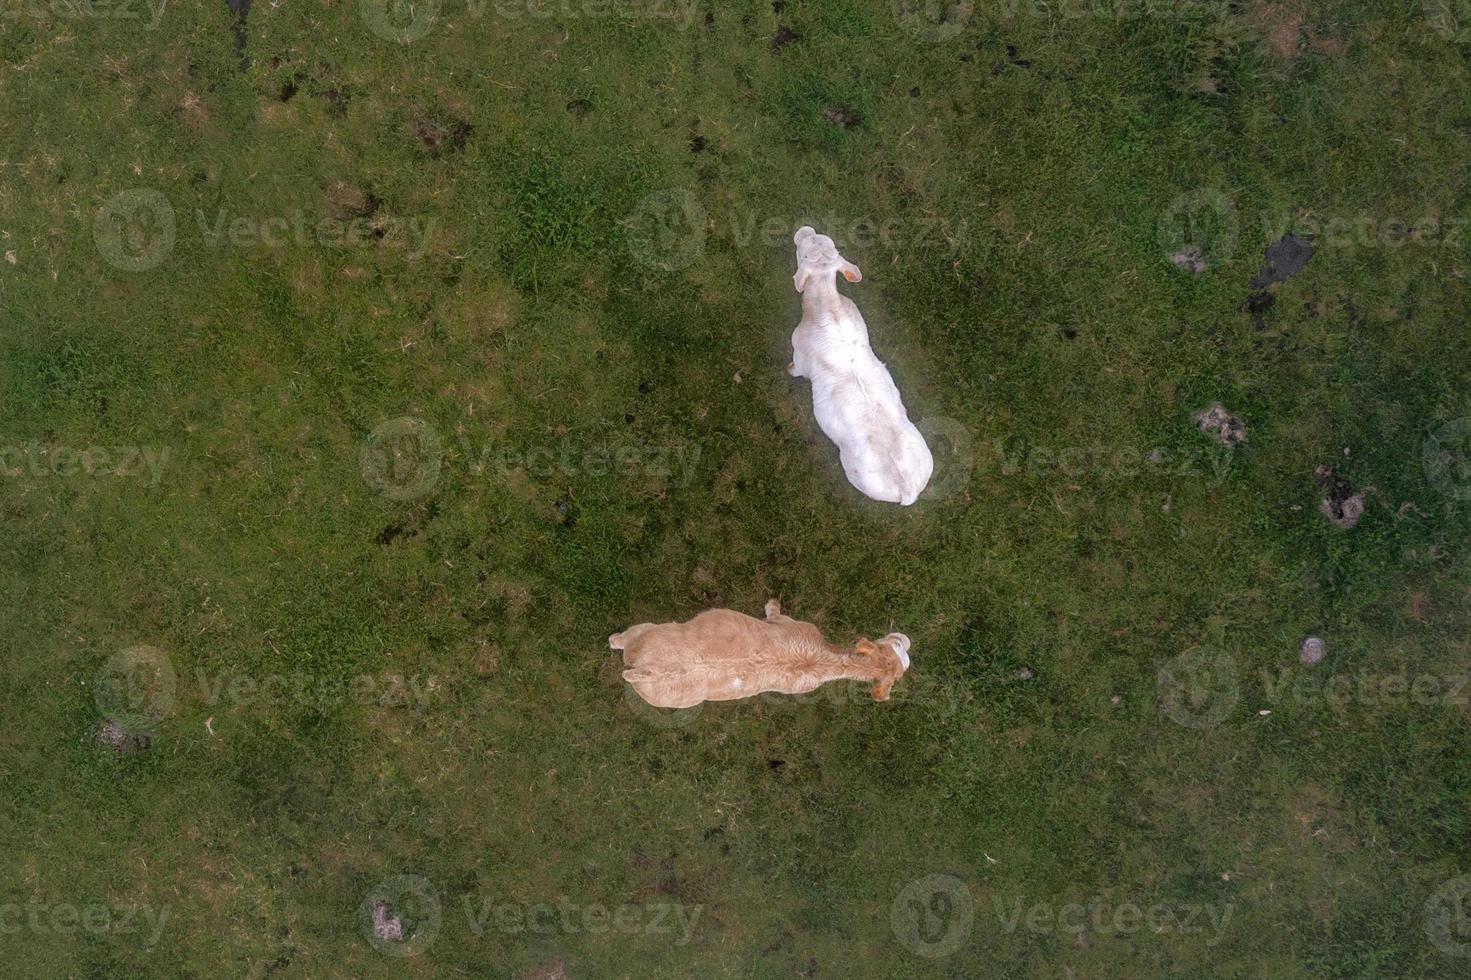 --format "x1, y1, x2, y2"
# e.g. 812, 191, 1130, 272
1169, 245, 1207, 274
1194, 400, 1241, 447
1194, 402, 1246, 446
1300, 636, 1326, 665
371, 899, 404, 941
1014, 666, 1035, 681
